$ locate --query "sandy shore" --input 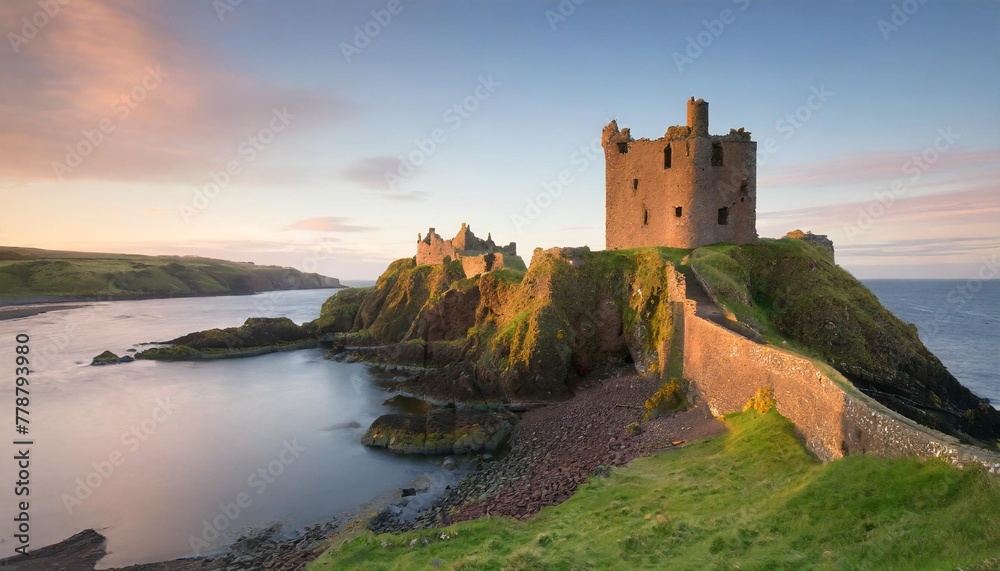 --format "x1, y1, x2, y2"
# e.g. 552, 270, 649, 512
0, 302, 92, 321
